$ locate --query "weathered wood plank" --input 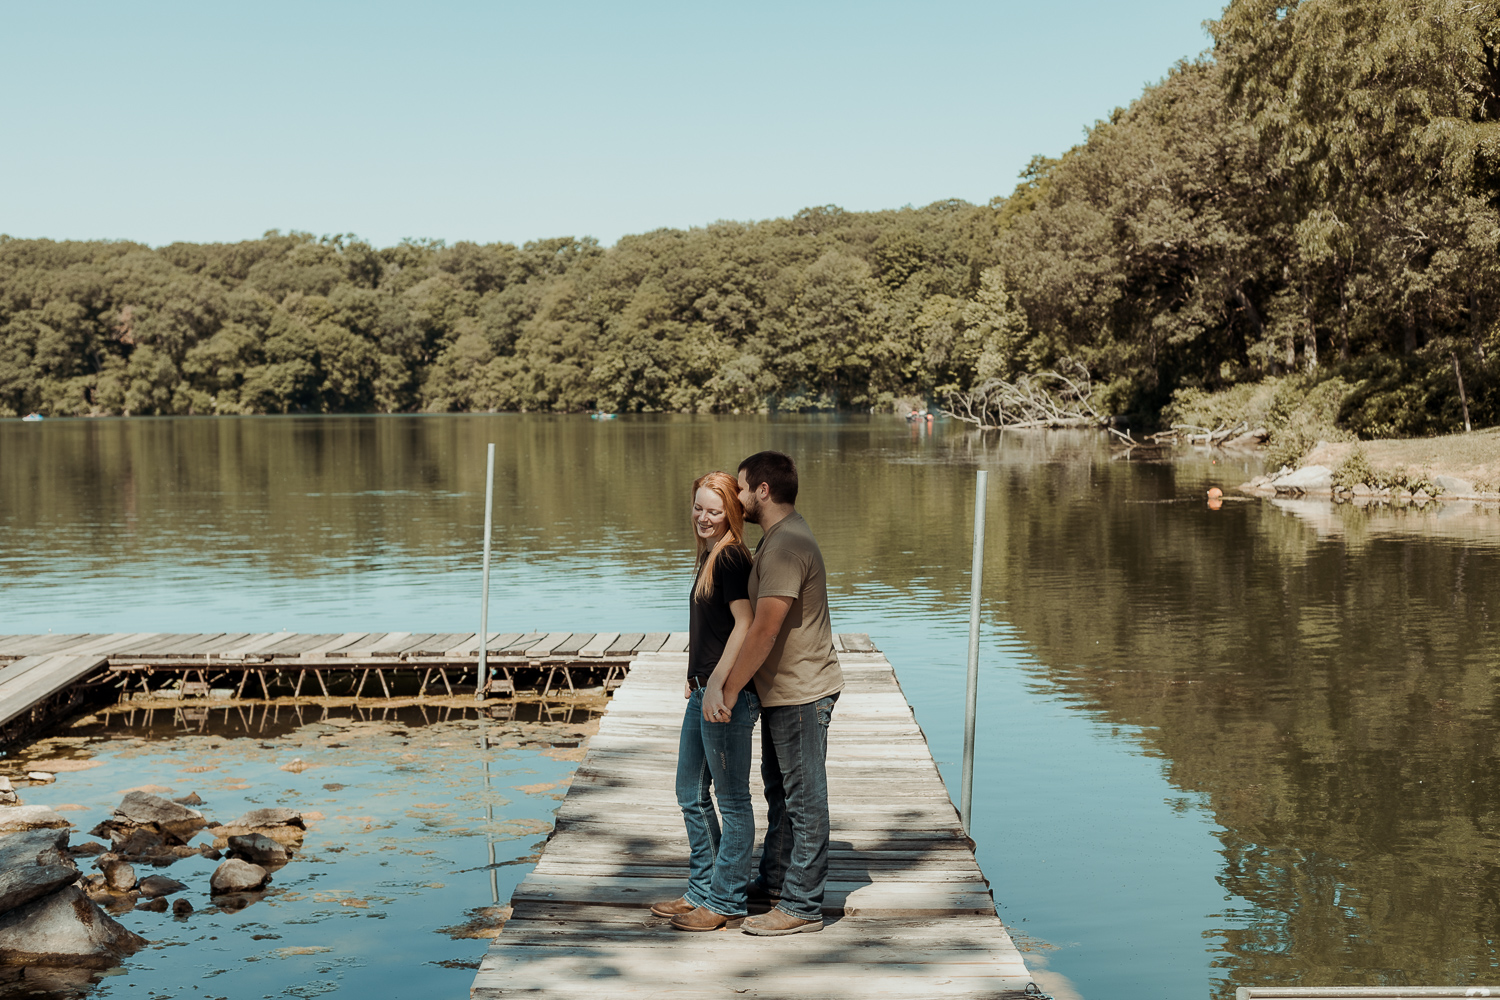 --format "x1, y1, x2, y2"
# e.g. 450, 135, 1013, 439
473, 648, 1027, 999
579, 632, 617, 657
525, 632, 573, 656
548, 633, 591, 656
298, 632, 369, 656
838, 633, 877, 652
636, 633, 670, 653
5, 634, 92, 656
258, 632, 338, 655
606, 633, 644, 654
500, 633, 547, 653
0, 655, 110, 727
